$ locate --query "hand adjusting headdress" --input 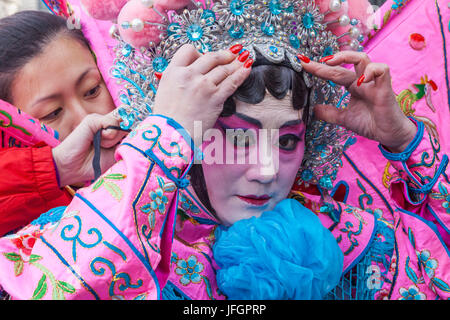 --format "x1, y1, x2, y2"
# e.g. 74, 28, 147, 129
78, 0, 372, 191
